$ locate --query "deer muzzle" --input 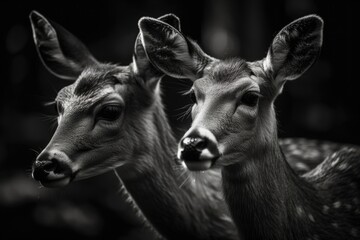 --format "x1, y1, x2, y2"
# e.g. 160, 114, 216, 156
178, 127, 220, 171
32, 149, 75, 187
